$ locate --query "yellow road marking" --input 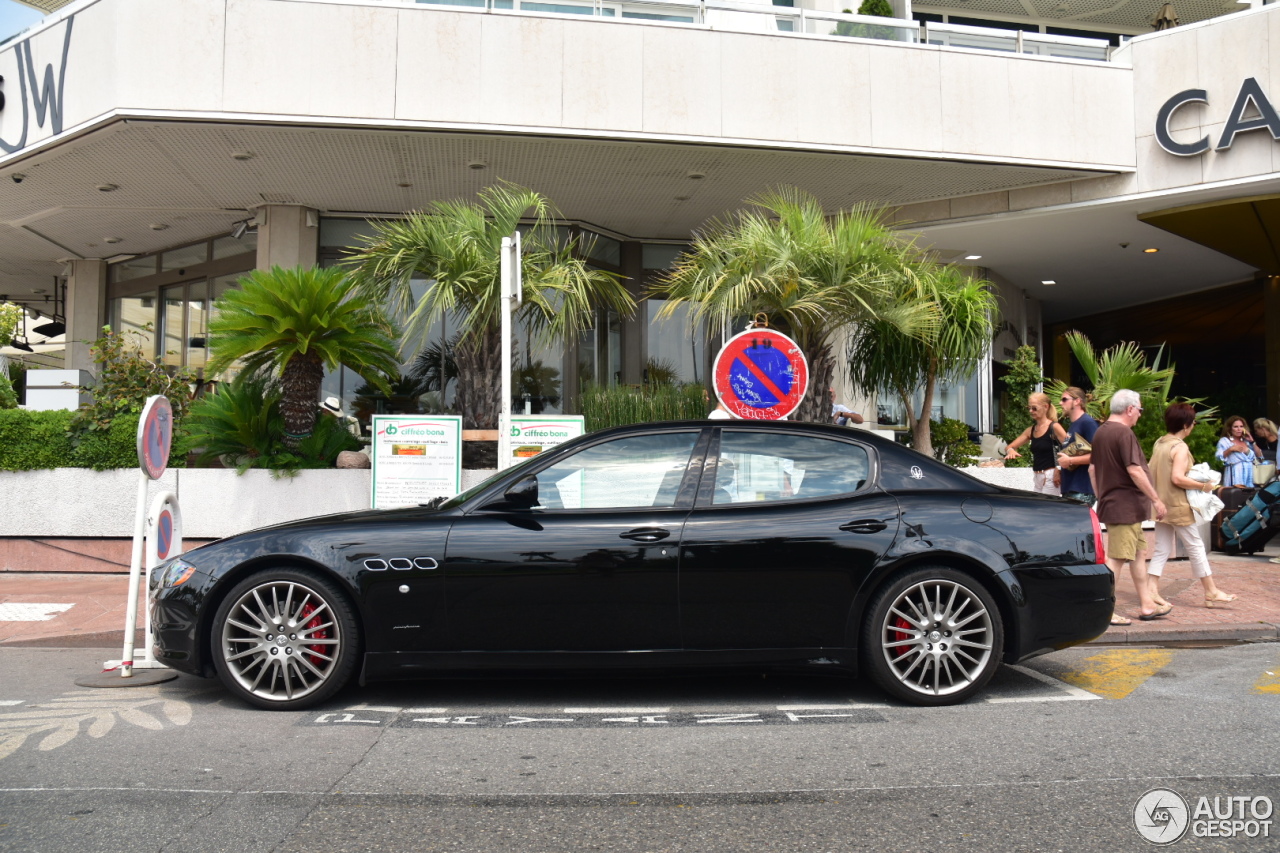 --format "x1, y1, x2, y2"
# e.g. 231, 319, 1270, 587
1057, 649, 1174, 700
1253, 665, 1280, 695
